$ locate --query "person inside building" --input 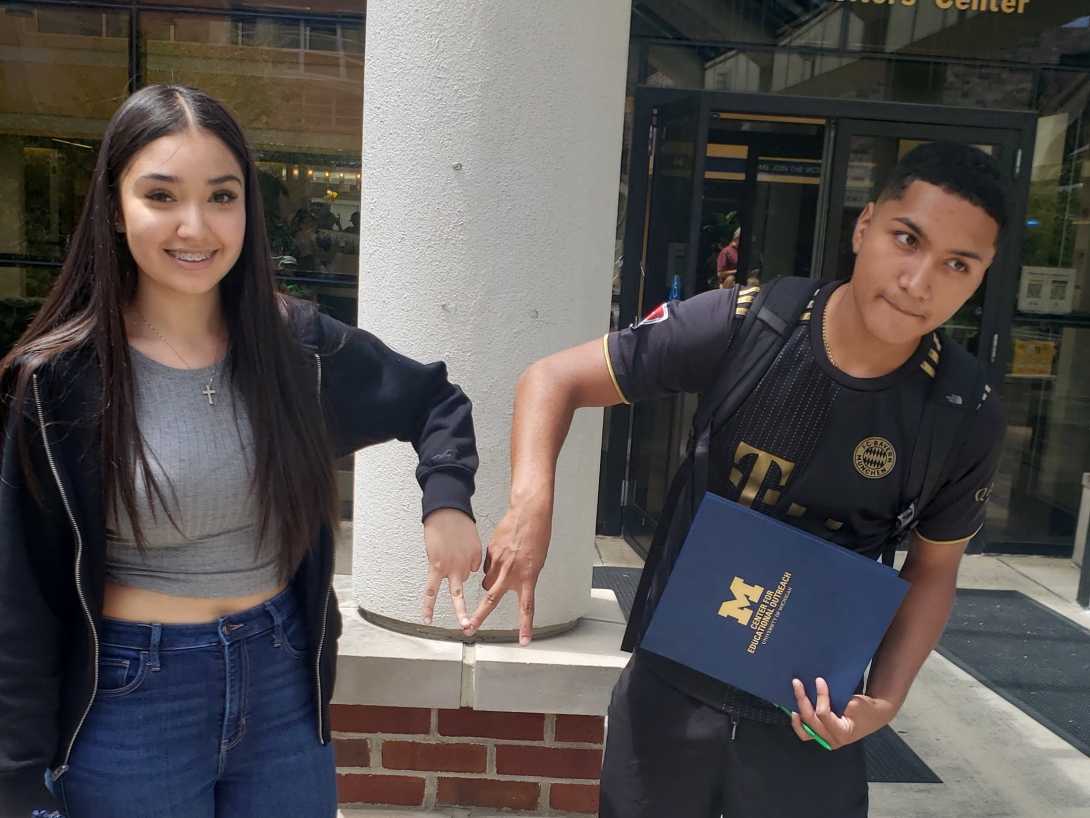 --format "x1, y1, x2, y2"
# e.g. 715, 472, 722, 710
717, 226, 741, 289
291, 207, 324, 273
0, 85, 482, 818
465, 142, 1007, 817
